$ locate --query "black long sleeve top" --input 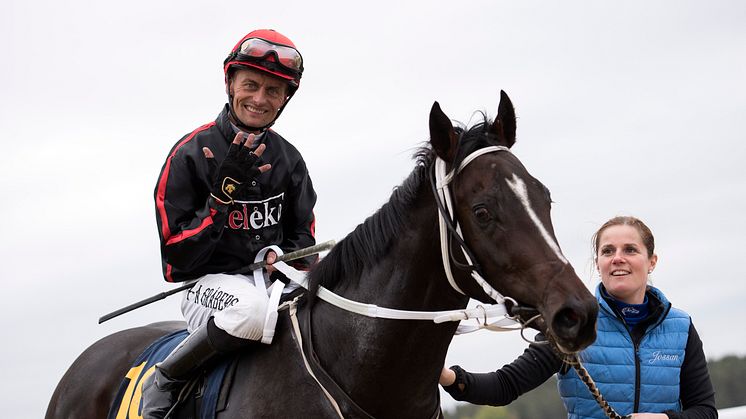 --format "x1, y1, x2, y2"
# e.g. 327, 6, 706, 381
154, 105, 317, 282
